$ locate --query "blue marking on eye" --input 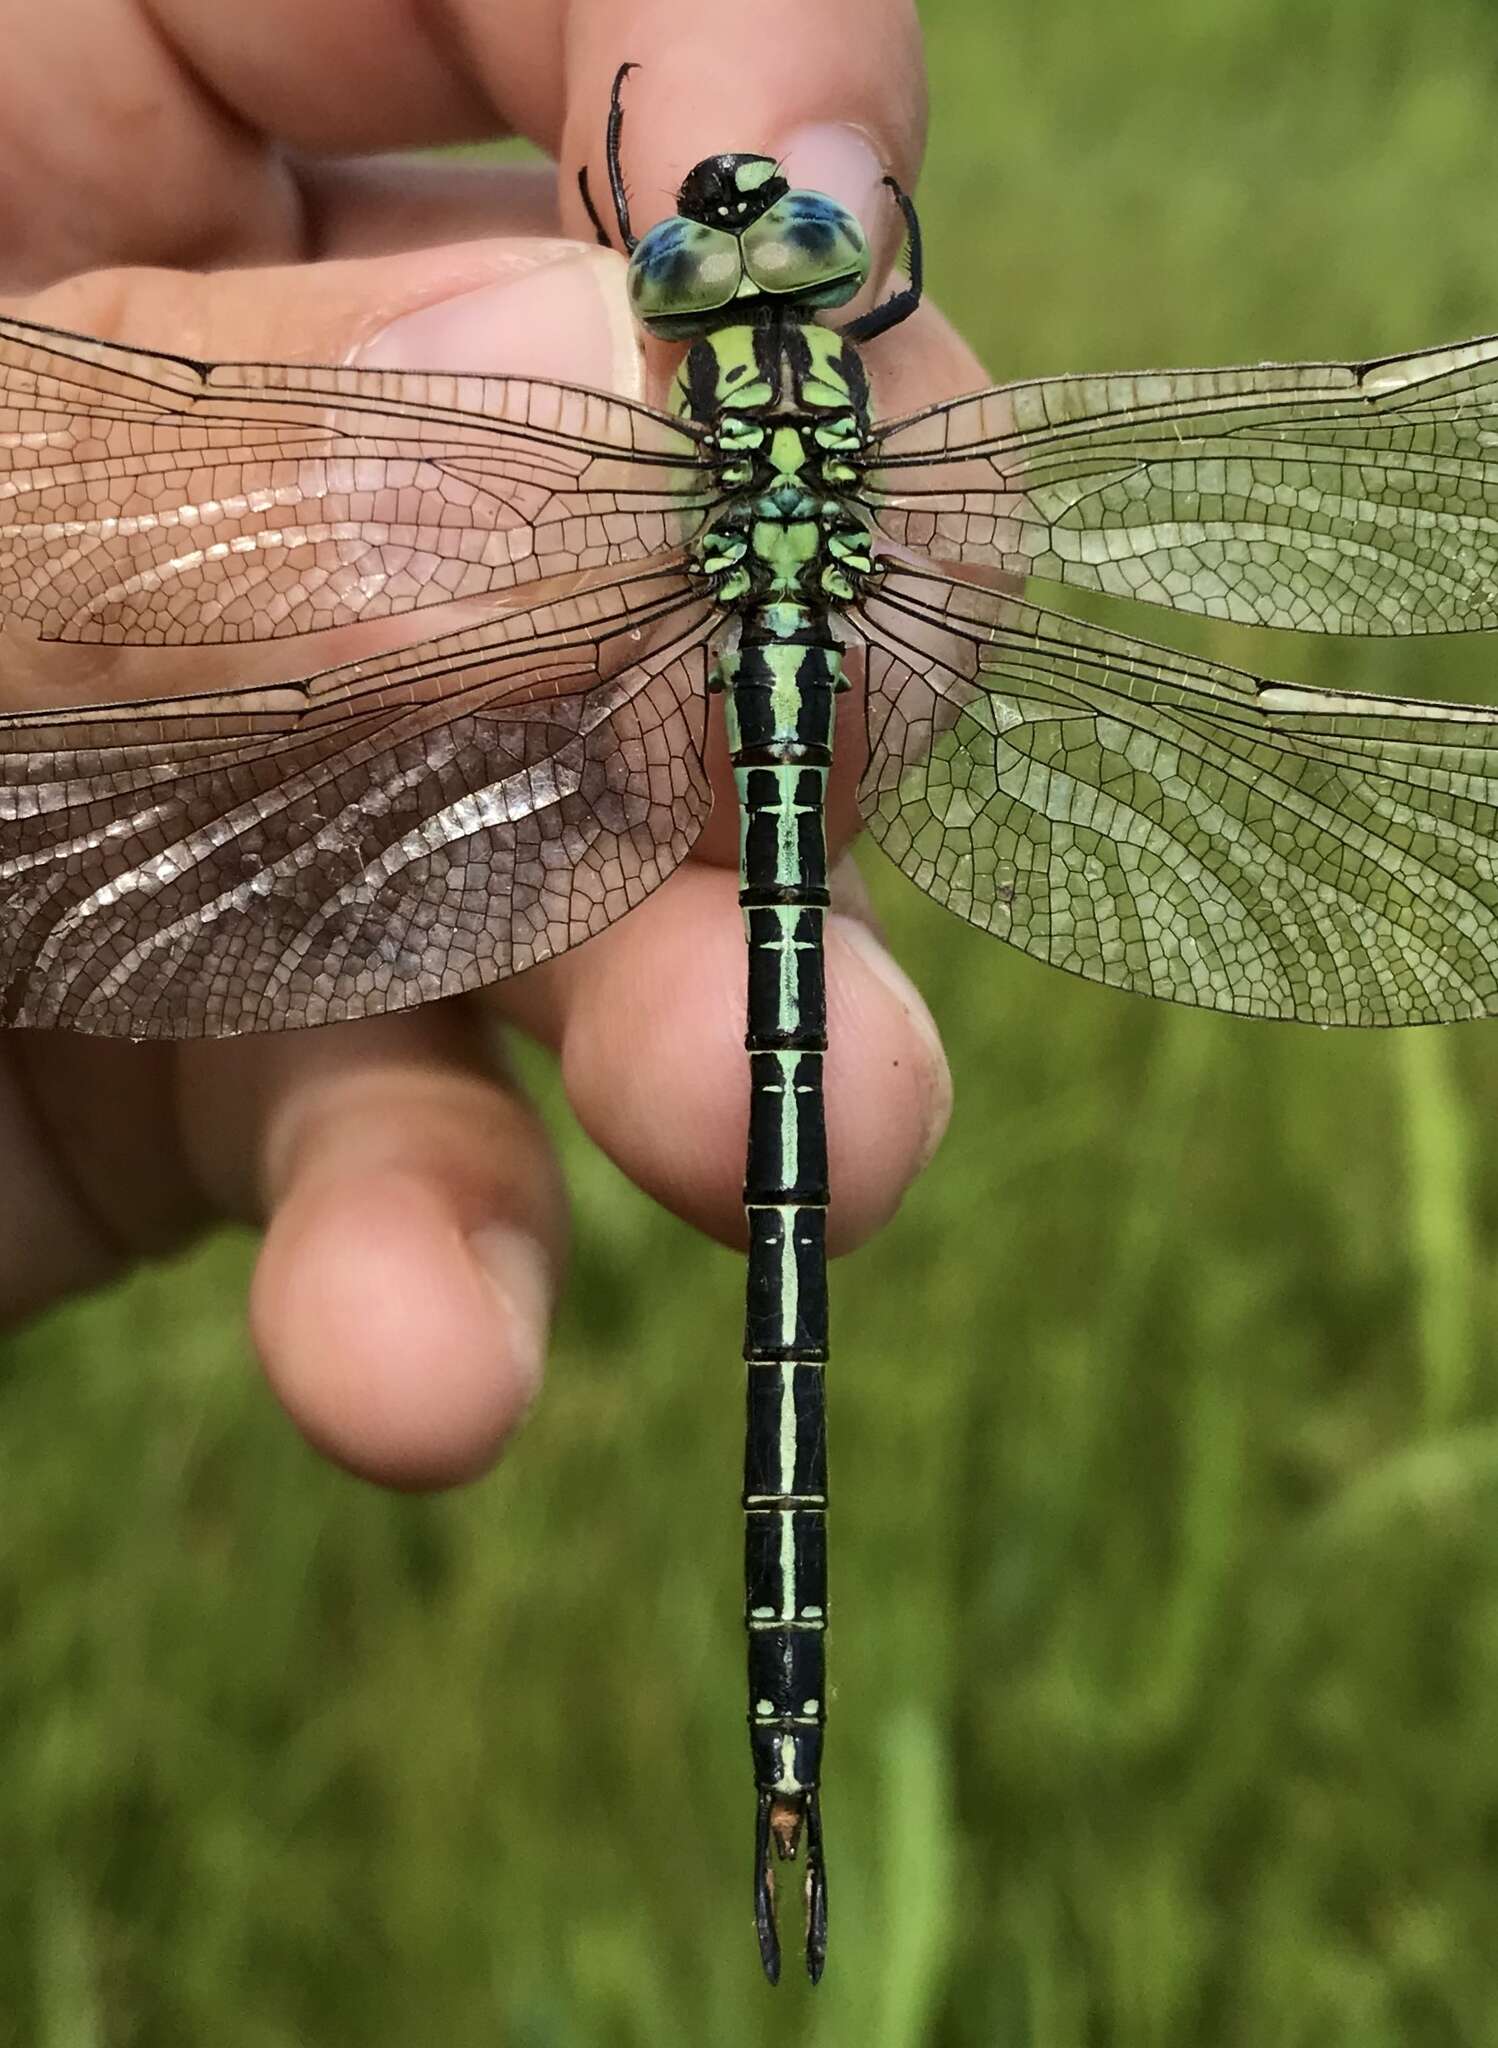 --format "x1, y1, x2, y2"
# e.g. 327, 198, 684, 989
789, 194, 850, 224
633, 217, 696, 288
